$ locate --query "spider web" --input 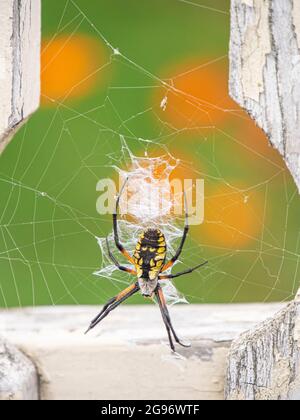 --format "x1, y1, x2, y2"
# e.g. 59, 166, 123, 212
0, 0, 300, 310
